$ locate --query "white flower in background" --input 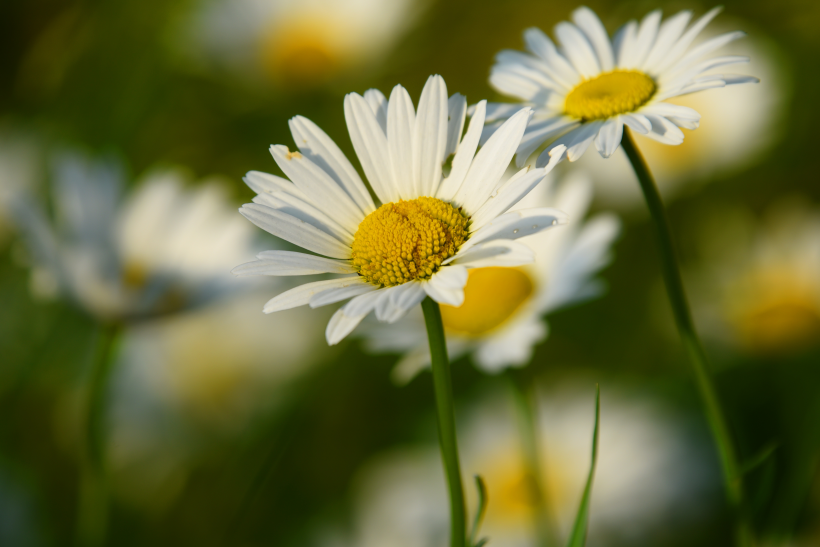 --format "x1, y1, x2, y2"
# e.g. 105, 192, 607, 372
234, 75, 567, 346
332, 383, 713, 547
13, 152, 256, 322
691, 199, 820, 356
359, 172, 619, 382
572, 24, 787, 209
105, 291, 328, 512
181, 0, 423, 88
485, 6, 758, 167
